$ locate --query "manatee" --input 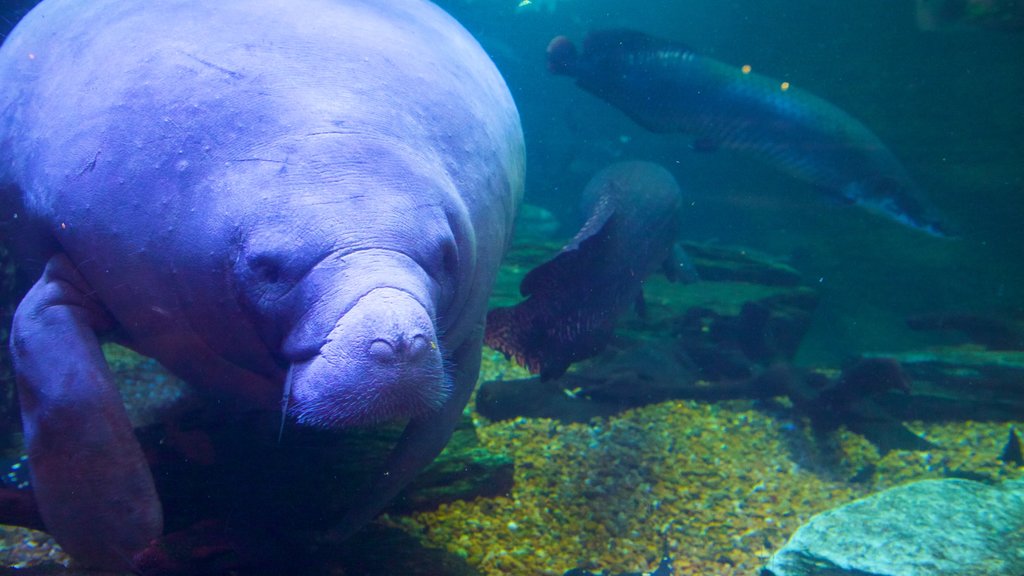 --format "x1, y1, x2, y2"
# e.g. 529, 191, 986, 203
0, 0, 523, 569
485, 161, 684, 380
